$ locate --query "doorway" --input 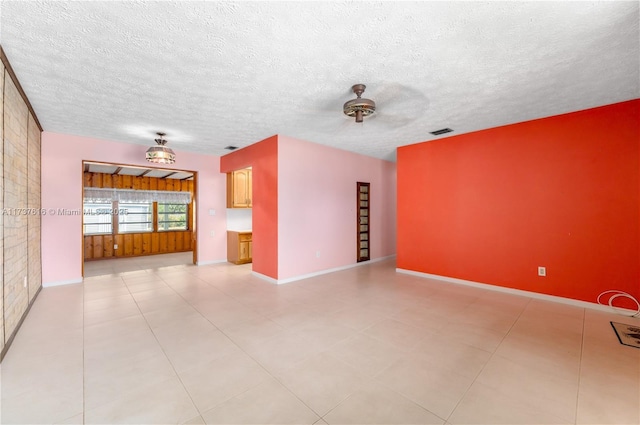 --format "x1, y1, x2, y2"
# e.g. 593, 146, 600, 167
357, 182, 370, 262
82, 161, 197, 277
